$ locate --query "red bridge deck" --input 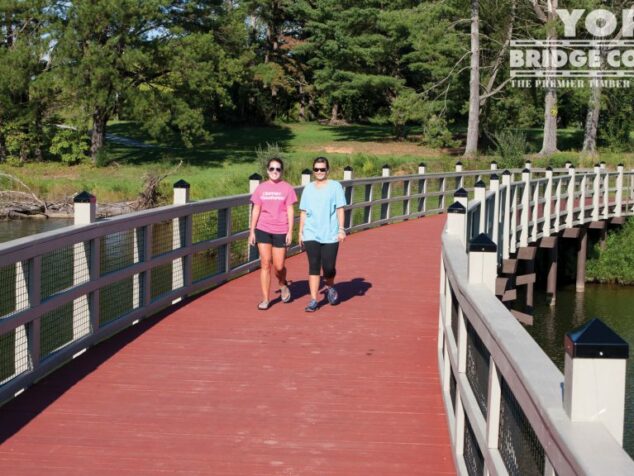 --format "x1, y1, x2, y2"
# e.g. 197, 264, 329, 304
0, 215, 454, 475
